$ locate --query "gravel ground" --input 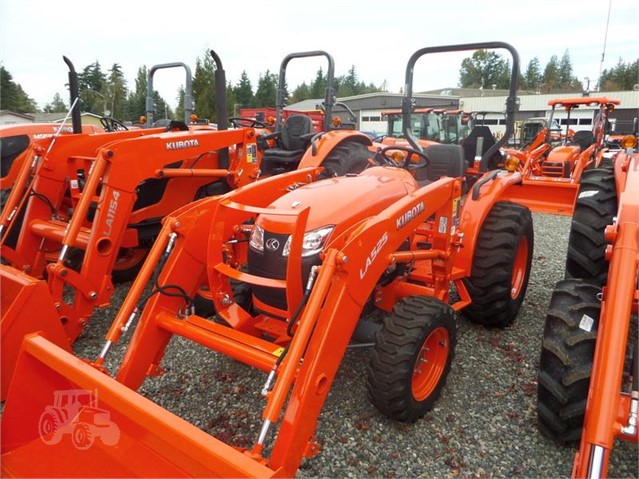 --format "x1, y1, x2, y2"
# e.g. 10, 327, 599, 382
72, 211, 638, 479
